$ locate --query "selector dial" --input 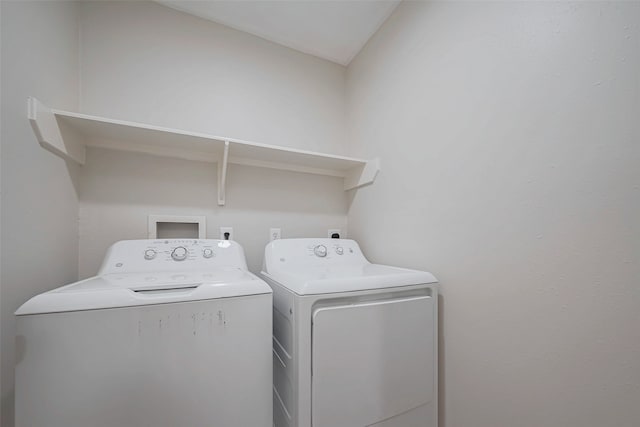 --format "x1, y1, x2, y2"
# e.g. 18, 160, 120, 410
144, 249, 157, 260
314, 245, 328, 258
335, 246, 344, 255
202, 248, 214, 258
171, 246, 188, 261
